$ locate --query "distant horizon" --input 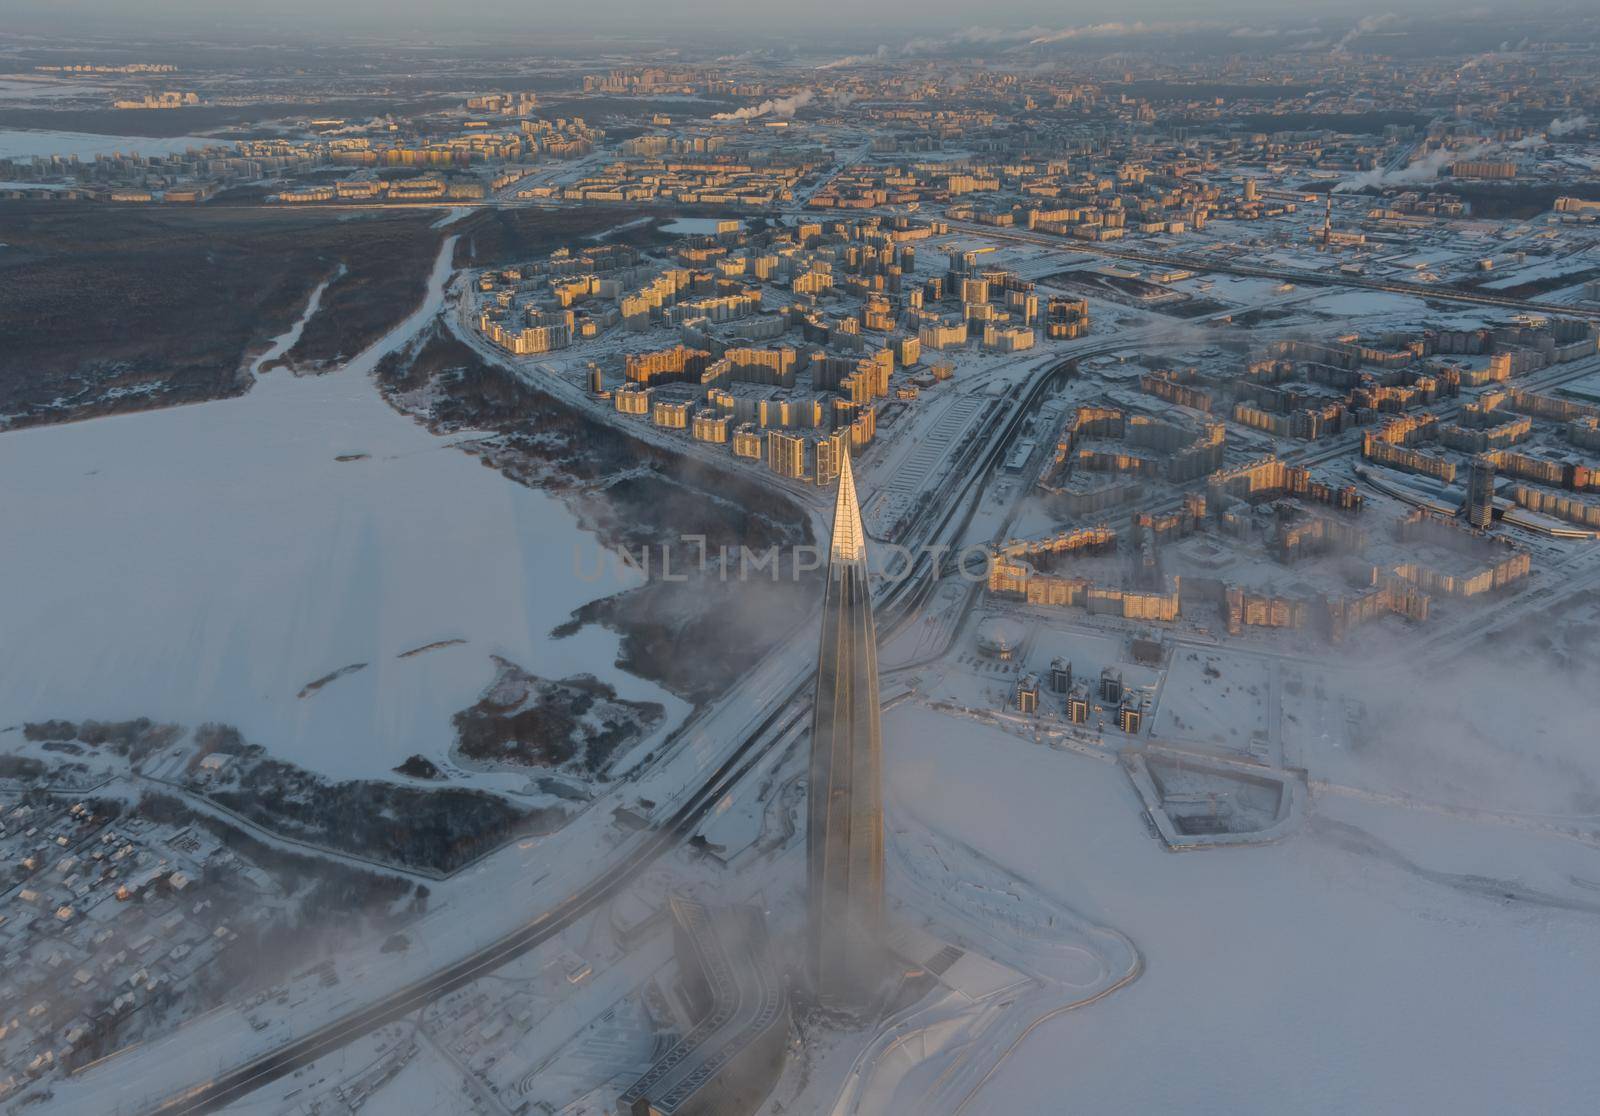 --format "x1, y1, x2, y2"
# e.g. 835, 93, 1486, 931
3, 2, 1587, 44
